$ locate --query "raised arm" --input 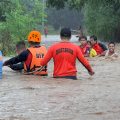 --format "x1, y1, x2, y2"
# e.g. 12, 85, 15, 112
76, 47, 94, 75
40, 46, 53, 66
3, 50, 29, 66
